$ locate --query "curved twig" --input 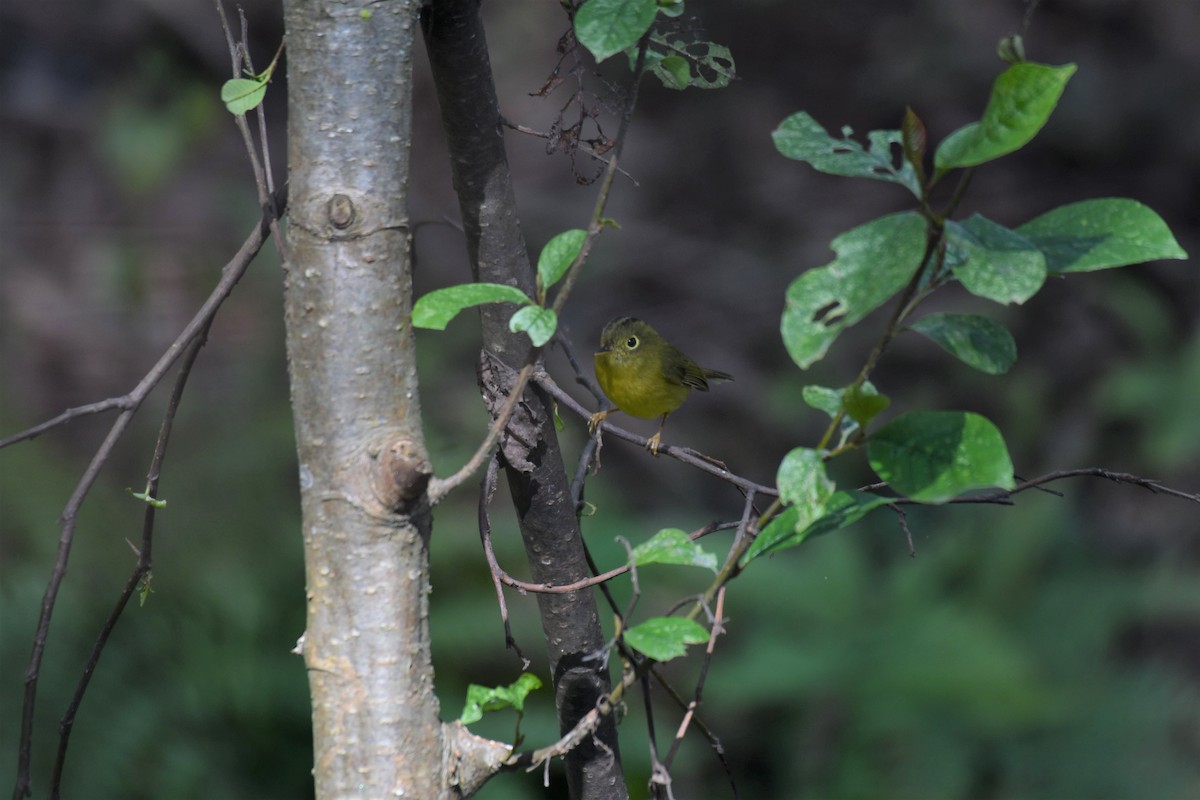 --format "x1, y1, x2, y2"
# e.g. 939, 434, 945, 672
9, 195, 283, 800
49, 314, 211, 796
